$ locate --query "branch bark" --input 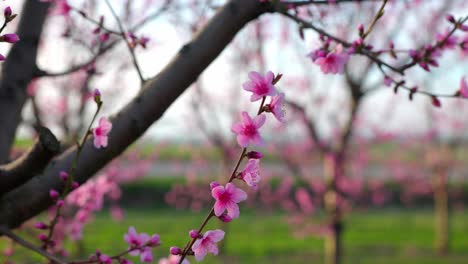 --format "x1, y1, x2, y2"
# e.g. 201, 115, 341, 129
0, 127, 59, 196
0, 0, 51, 163
0, 0, 268, 229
